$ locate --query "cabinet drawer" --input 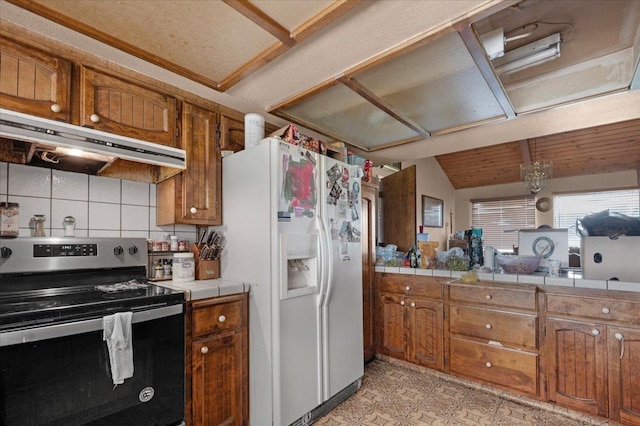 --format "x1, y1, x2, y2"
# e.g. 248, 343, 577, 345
546, 294, 640, 325
378, 274, 442, 300
450, 337, 538, 396
449, 283, 536, 311
192, 297, 244, 338
449, 305, 537, 349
